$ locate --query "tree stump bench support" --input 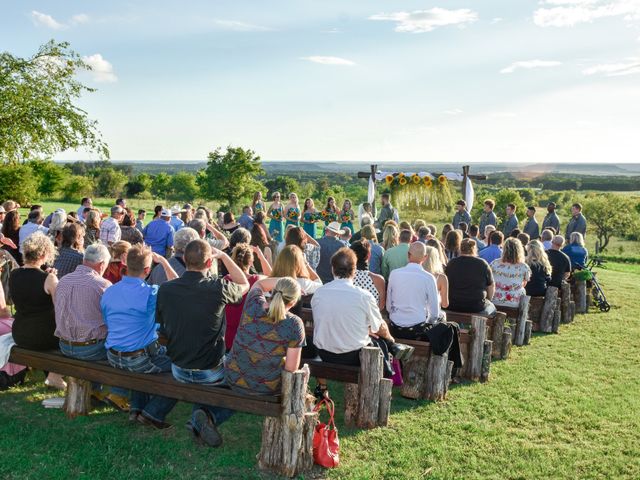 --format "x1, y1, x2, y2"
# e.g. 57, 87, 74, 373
501, 295, 531, 347
561, 281, 573, 324
399, 340, 452, 401
575, 280, 588, 314
444, 311, 508, 360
